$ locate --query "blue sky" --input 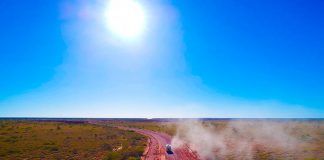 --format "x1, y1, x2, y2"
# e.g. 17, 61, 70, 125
0, 0, 323, 118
